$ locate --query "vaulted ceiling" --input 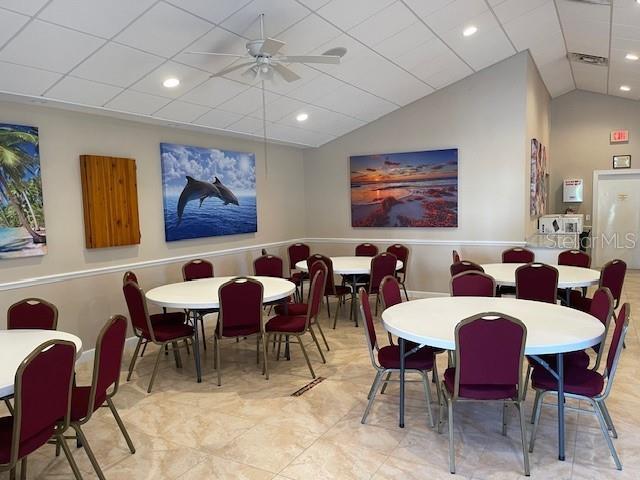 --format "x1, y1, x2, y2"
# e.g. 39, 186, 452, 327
0, 0, 638, 147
